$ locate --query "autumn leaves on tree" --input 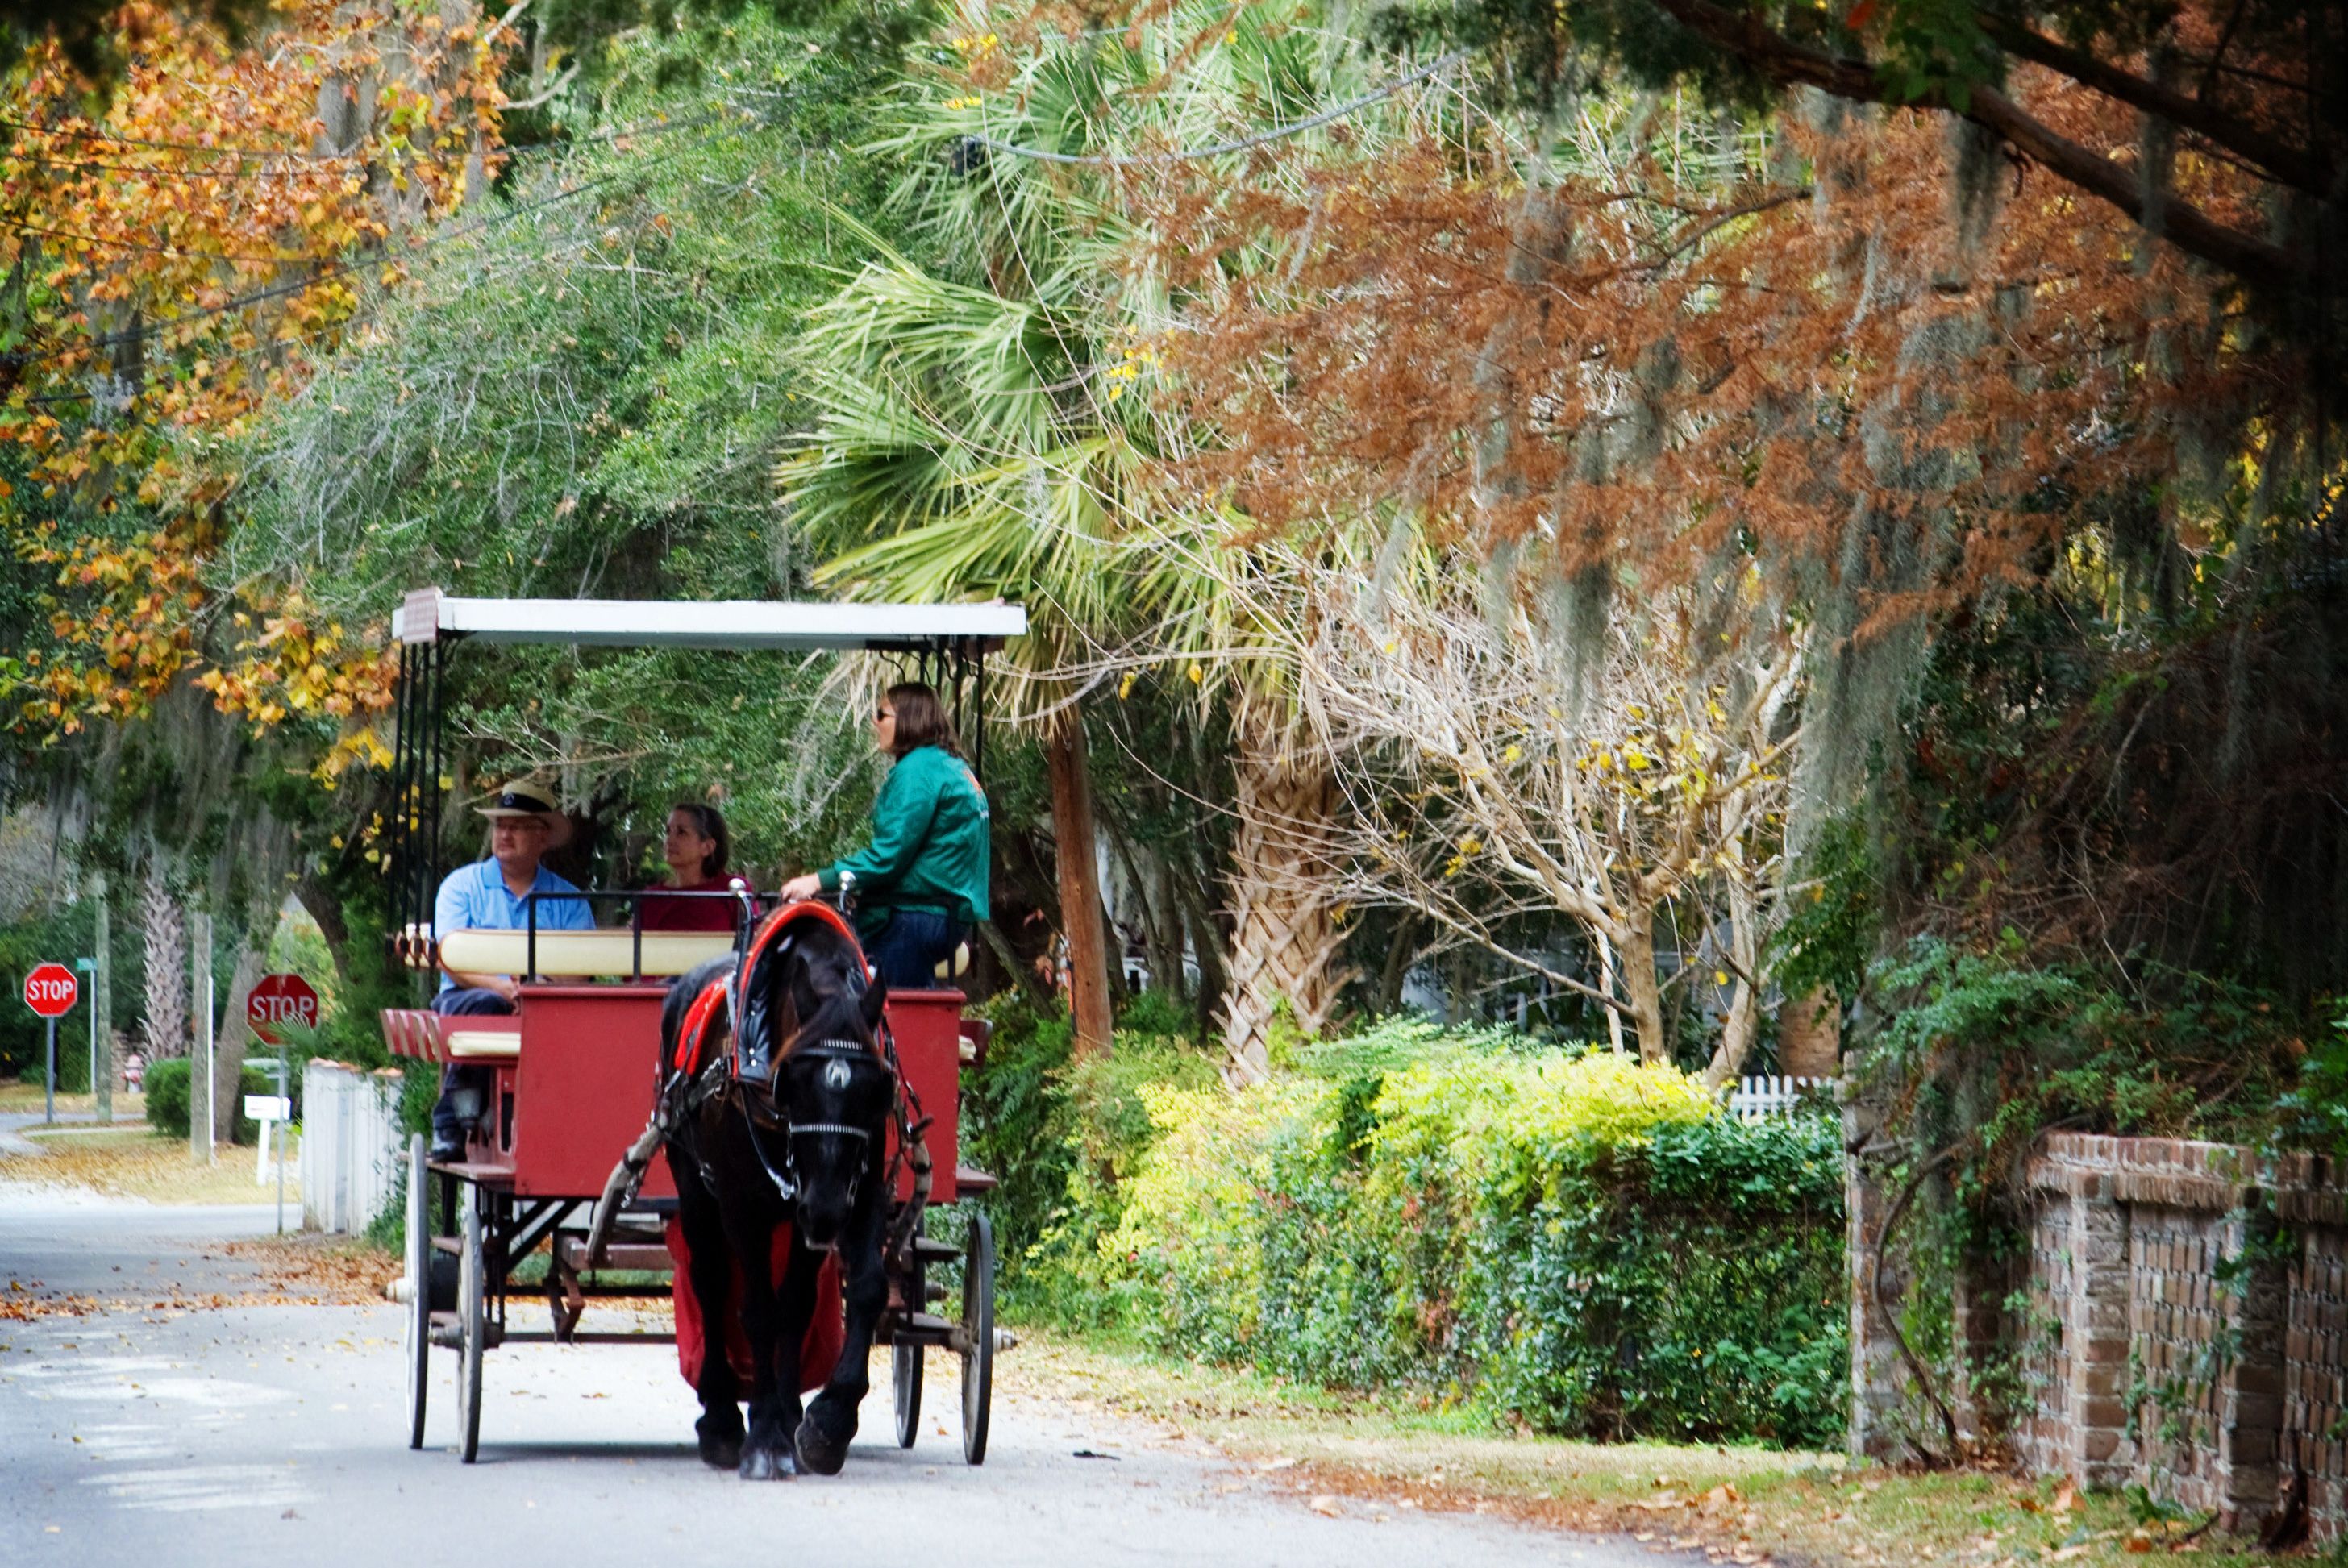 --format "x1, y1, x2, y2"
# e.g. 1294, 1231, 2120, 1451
2, 0, 505, 751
